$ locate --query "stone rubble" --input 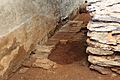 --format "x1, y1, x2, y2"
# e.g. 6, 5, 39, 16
87, 0, 120, 74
